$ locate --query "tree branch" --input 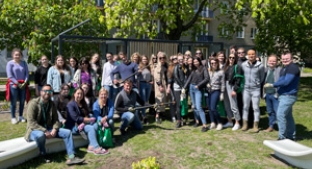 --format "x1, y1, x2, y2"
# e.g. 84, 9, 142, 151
182, 0, 207, 31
